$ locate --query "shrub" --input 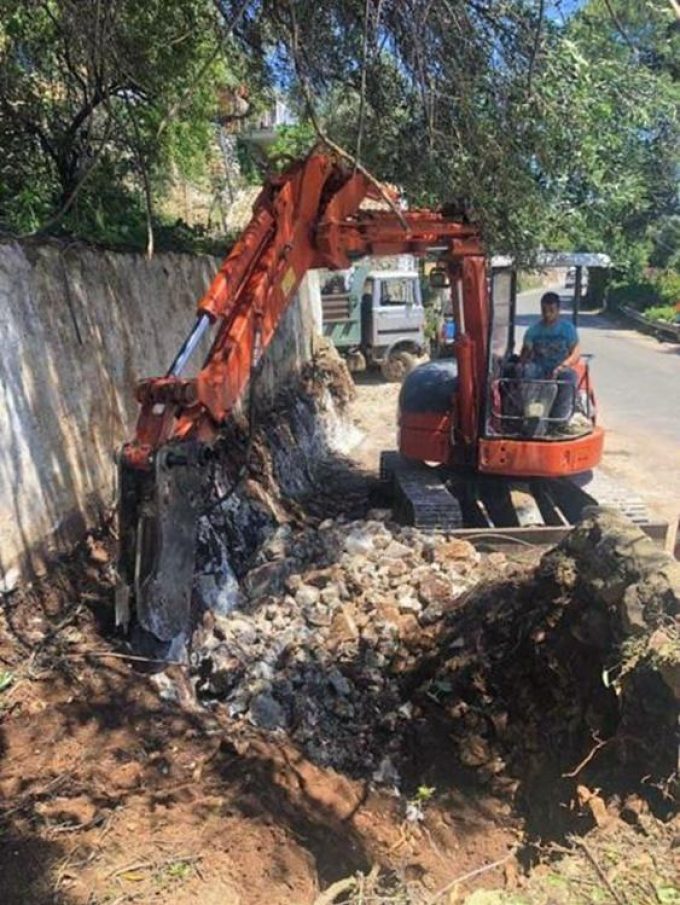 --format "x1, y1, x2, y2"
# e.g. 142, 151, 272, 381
607, 279, 660, 312
607, 268, 680, 318
653, 269, 680, 307
643, 304, 678, 324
